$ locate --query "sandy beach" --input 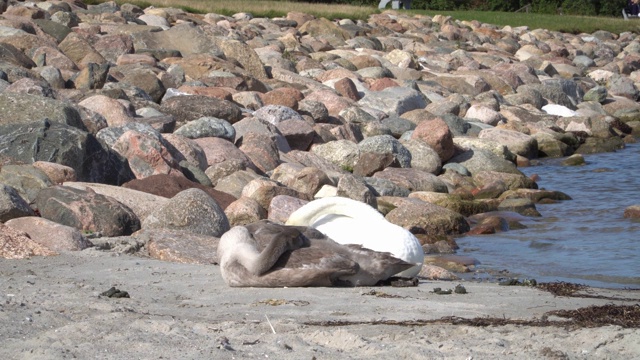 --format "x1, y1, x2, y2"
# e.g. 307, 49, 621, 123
1, 249, 638, 359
